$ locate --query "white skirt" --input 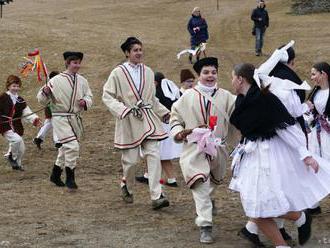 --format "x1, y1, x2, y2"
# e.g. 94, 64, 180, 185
308, 125, 330, 160
229, 136, 330, 218
159, 123, 182, 160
